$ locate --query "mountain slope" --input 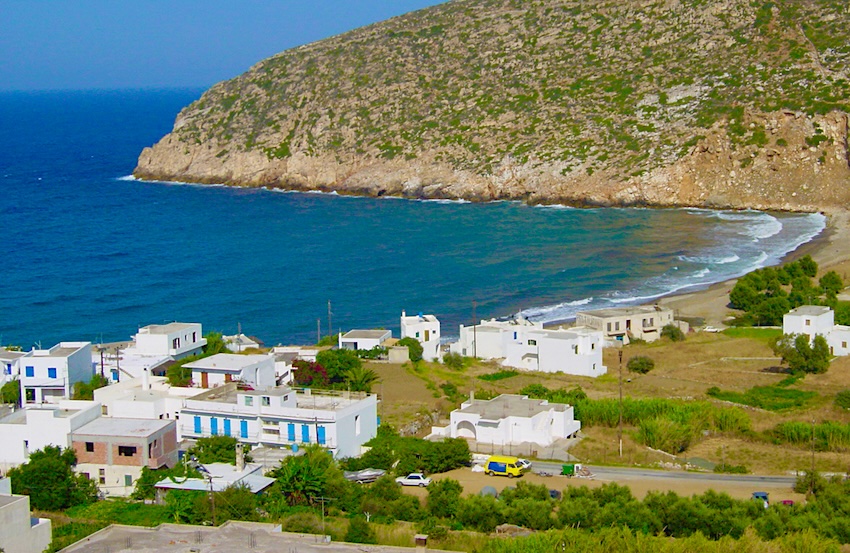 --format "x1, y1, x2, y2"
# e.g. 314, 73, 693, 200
135, 0, 850, 210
